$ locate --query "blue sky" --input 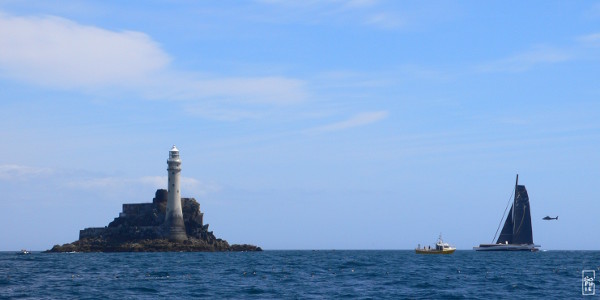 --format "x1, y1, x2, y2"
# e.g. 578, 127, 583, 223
1, 1, 599, 251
